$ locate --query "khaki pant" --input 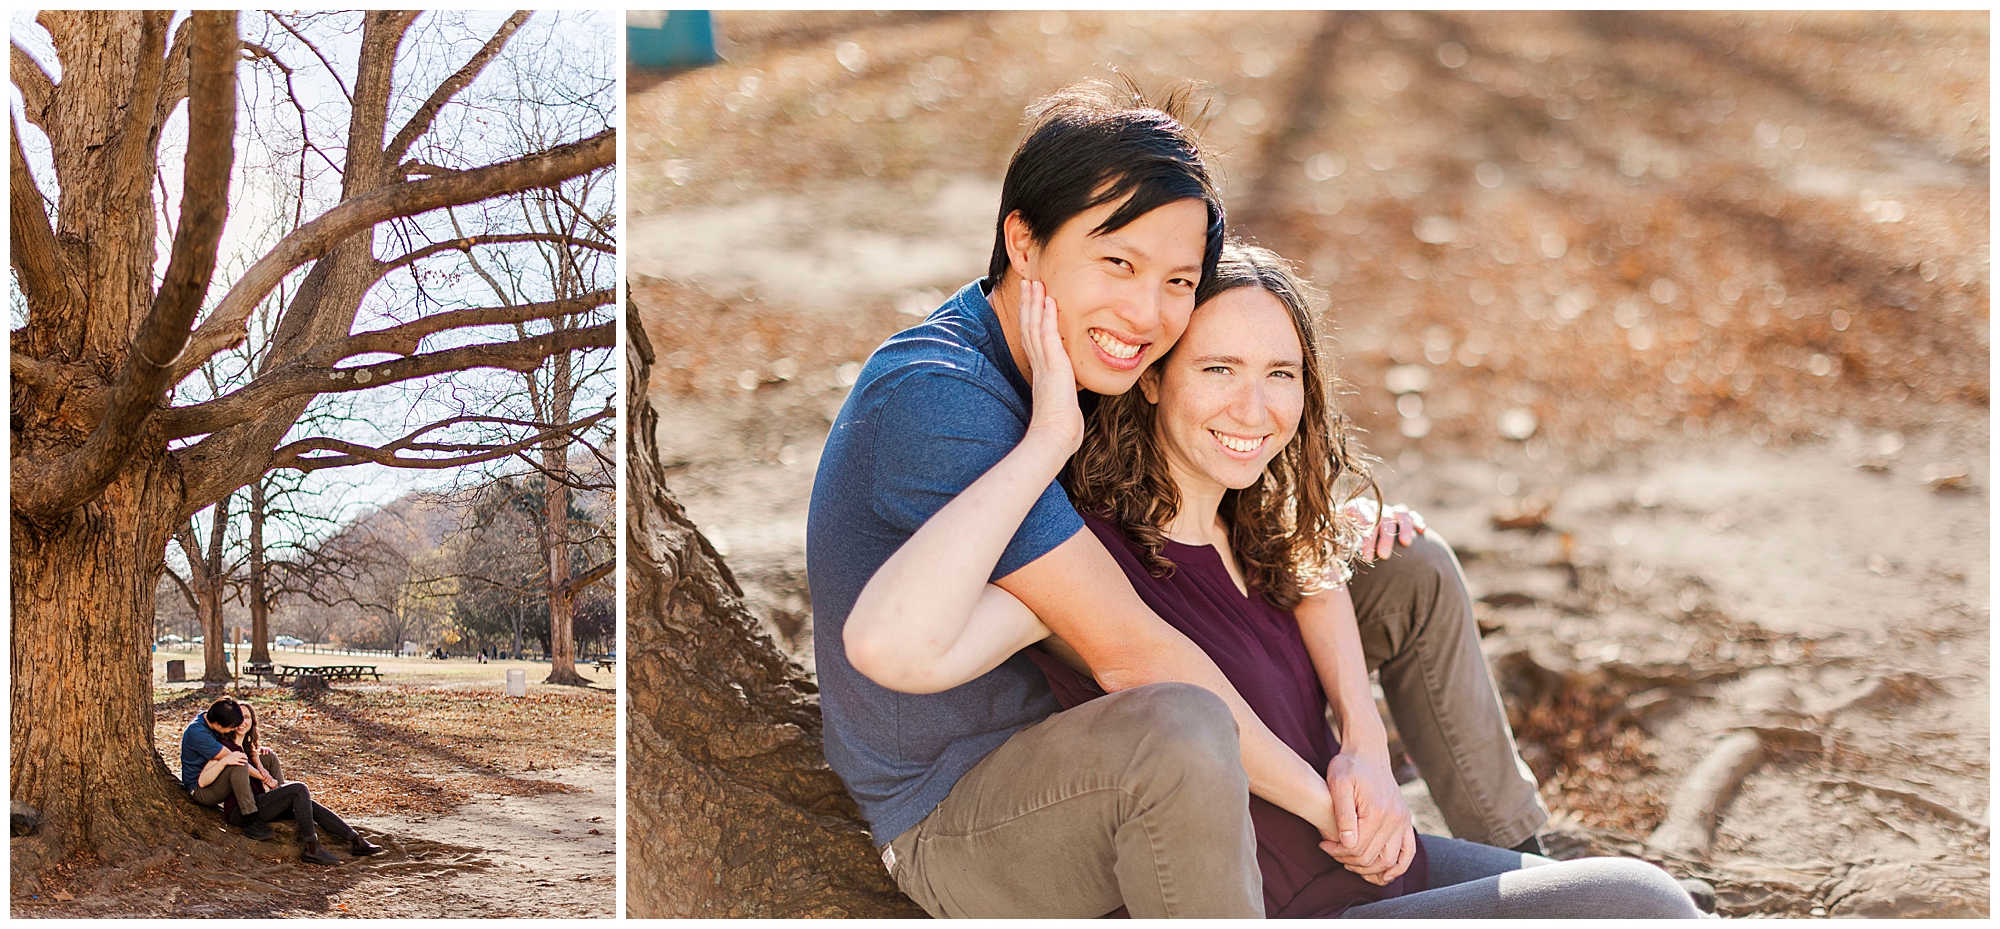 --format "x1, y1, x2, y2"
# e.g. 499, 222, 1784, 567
886, 682, 1263, 918
1347, 530, 1549, 848
188, 749, 284, 814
